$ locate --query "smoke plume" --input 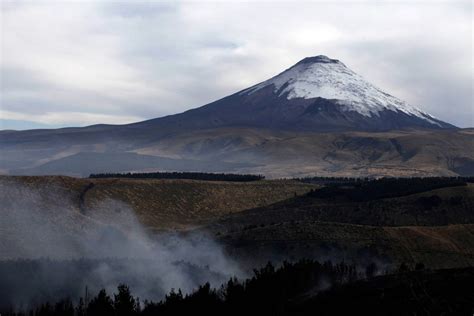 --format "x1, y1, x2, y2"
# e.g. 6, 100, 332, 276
0, 179, 244, 309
